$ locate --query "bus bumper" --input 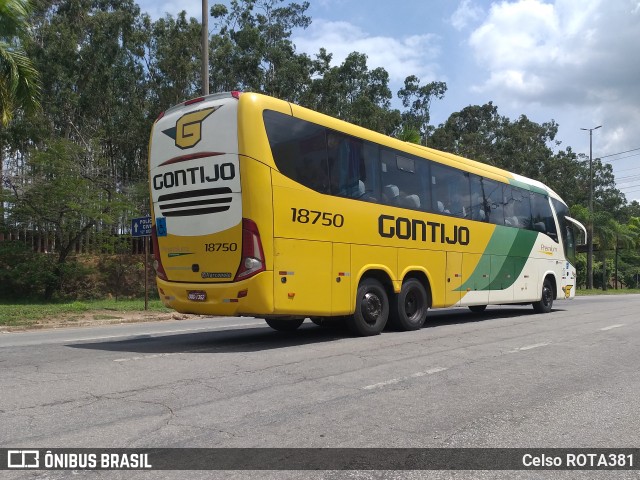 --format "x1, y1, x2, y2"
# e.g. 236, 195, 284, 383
156, 271, 274, 316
